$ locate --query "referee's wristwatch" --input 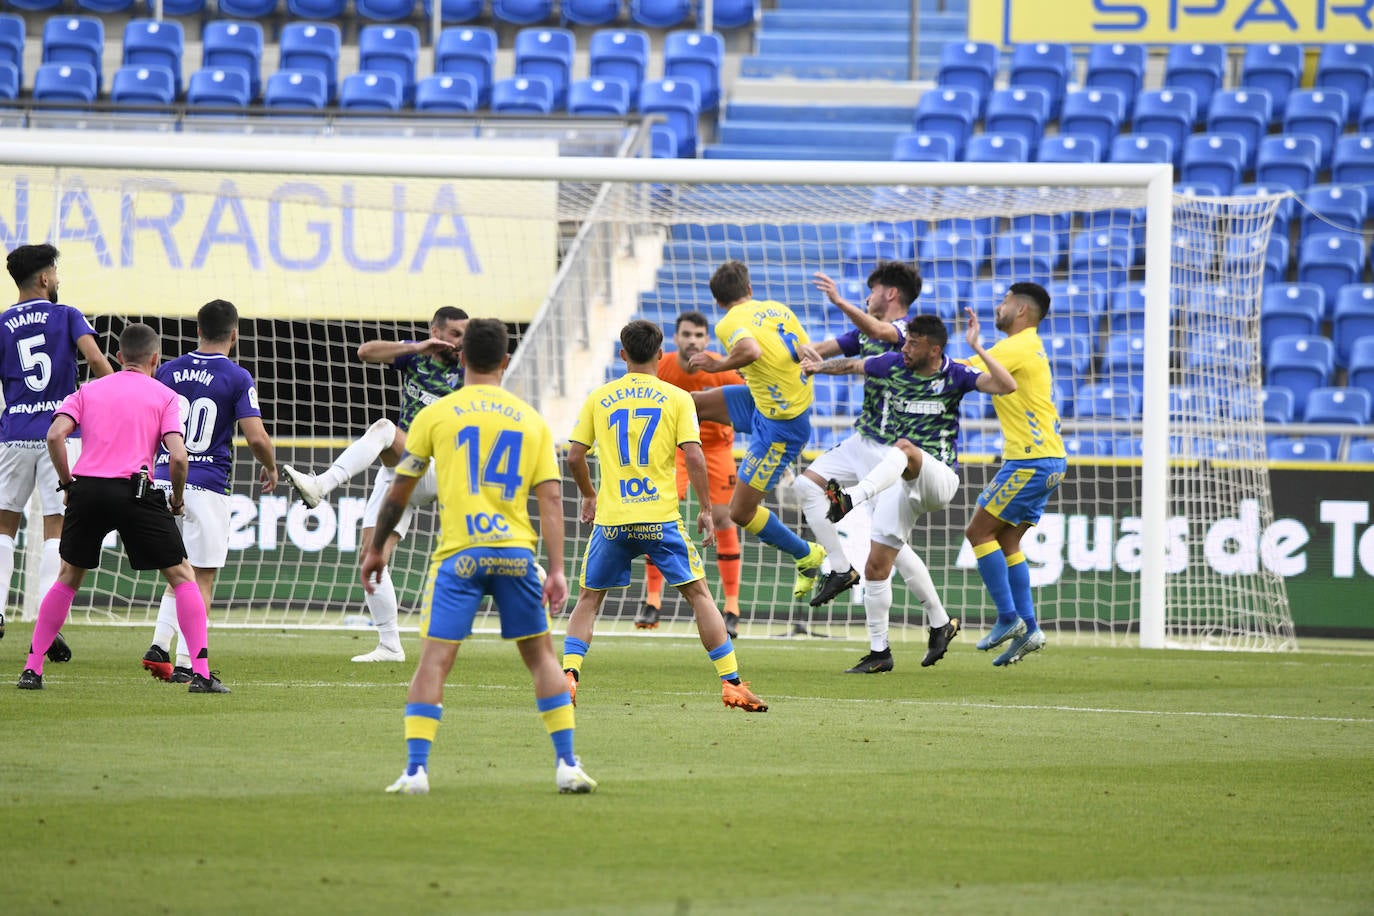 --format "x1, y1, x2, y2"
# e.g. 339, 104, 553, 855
55, 479, 74, 492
